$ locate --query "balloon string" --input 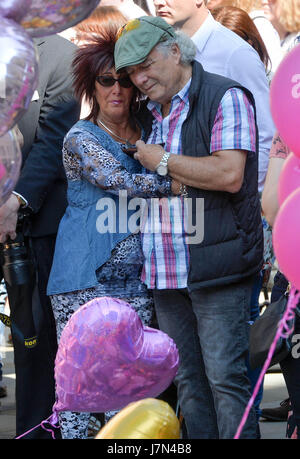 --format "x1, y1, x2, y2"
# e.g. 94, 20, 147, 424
15, 412, 60, 439
234, 286, 300, 439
